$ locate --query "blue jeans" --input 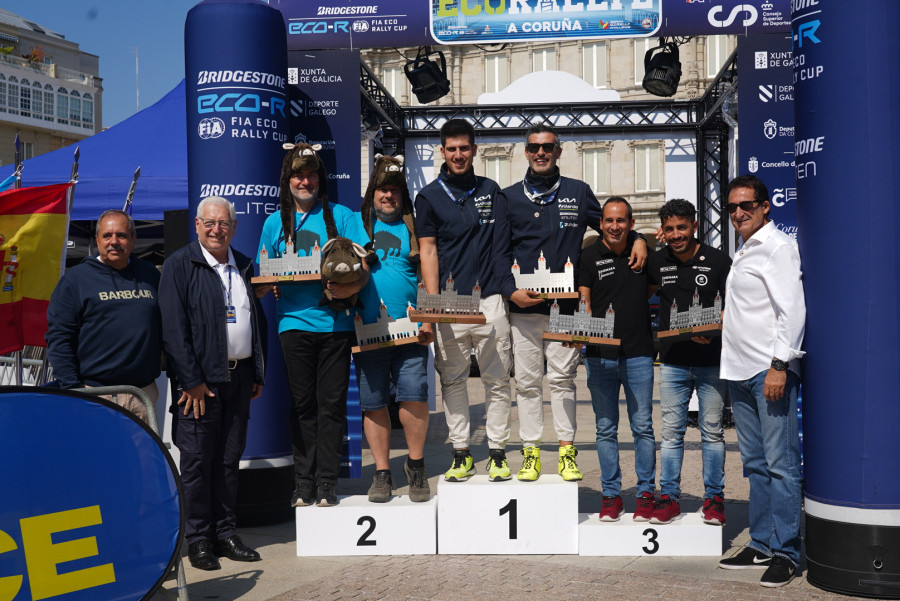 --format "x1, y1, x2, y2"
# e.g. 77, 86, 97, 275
659, 364, 726, 501
354, 343, 429, 410
729, 370, 802, 565
586, 355, 656, 498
